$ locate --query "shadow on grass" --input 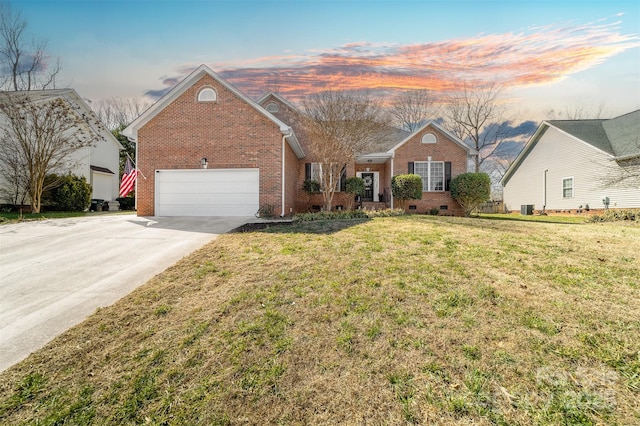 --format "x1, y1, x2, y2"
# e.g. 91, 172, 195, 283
232, 218, 371, 235
475, 214, 586, 225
